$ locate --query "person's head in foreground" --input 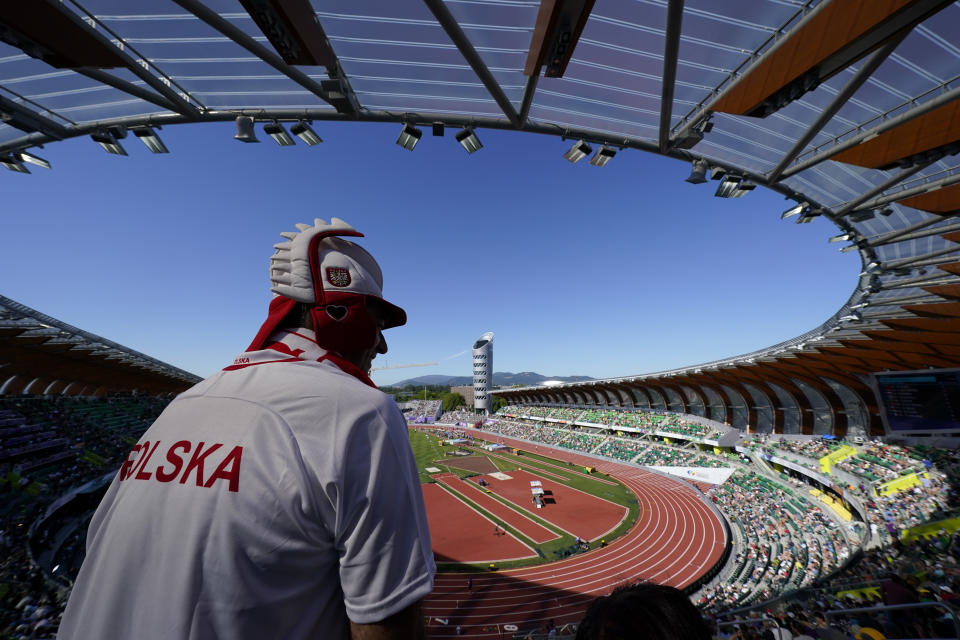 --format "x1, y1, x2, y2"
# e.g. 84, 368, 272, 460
575, 582, 711, 640
249, 217, 407, 380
